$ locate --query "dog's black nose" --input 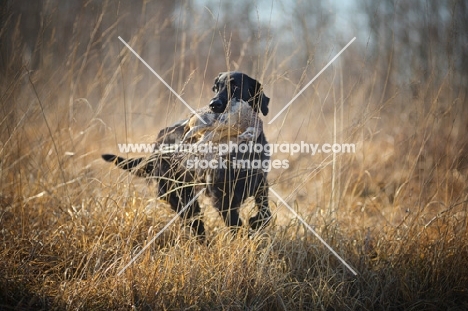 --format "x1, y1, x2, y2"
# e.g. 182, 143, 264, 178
209, 99, 224, 113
